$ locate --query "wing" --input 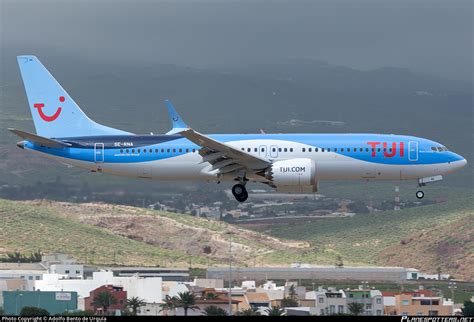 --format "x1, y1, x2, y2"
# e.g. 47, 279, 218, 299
180, 128, 271, 176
